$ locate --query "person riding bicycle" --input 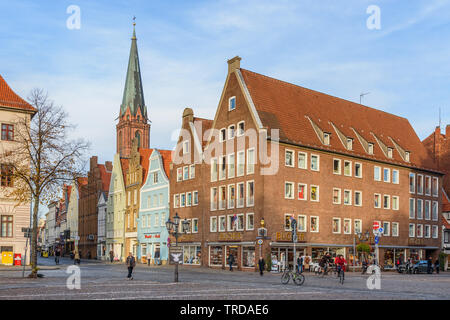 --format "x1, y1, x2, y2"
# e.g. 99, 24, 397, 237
335, 254, 346, 275
319, 252, 332, 273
